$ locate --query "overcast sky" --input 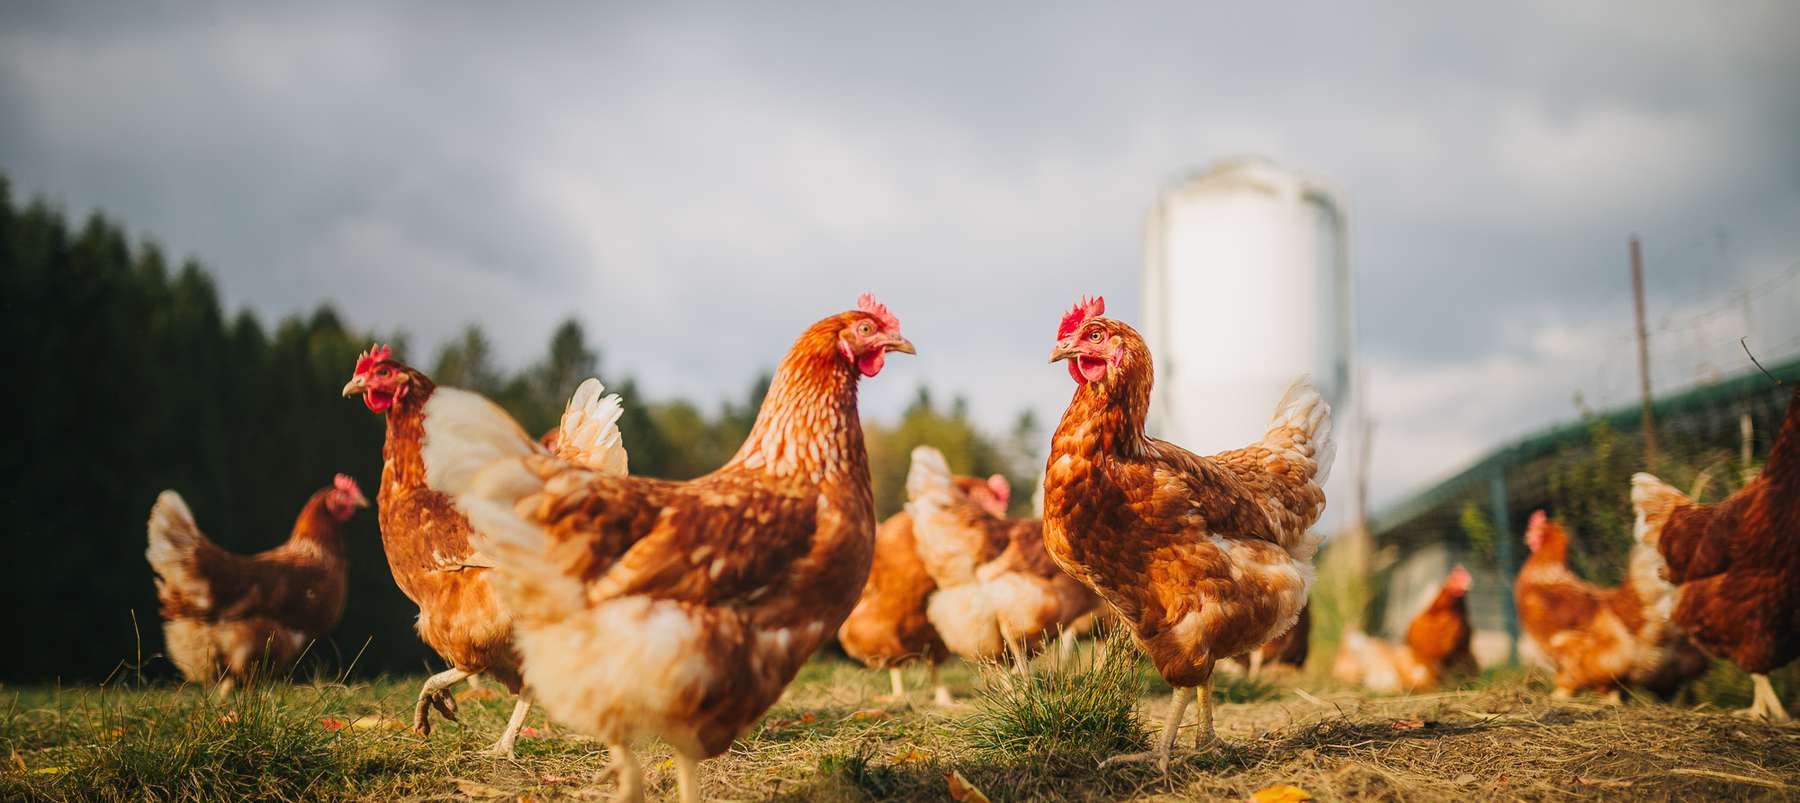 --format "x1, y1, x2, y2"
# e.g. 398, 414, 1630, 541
4, 2, 1798, 511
